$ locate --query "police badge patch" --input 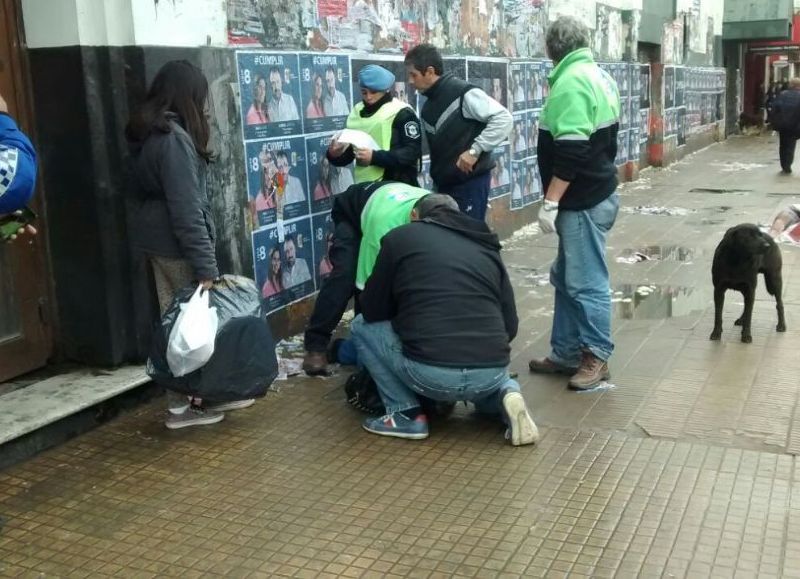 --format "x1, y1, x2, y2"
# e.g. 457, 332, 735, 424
404, 122, 420, 139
